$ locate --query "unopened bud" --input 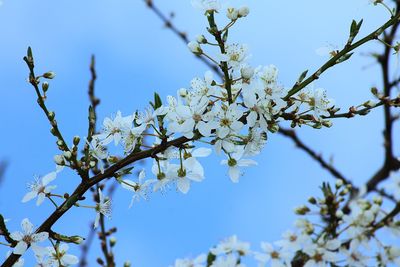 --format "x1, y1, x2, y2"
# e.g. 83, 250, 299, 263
71, 236, 84, 244
268, 123, 279, 133
188, 41, 202, 55
124, 261, 131, 267
63, 151, 72, 159
238, 6, 250, 17
110, 237, 117, 247
241, 66, 254, 80
373, 196, 382, 205
226, 7, 238, 20
371, 87, 379, 96
54, 155, 65, 165
339, 188, 349, 196
73, 136, 80, 146
43, 71, 56, 79
308, 197, 317, 205
335, 179, 343, 188
196, 34, 207, 44
56, 139, 64, 147
48, 111, 55, 120
363, 100, 376, 108
108, 156, 119, 164
294, 205, 310, 215
322, 120, 332, 128
335, 210, 344, 218
42, 82, 49, 92
179, 88, 188, 97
